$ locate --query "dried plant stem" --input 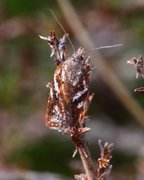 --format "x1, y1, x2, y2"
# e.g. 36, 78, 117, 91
40, 10, 114, 179
72, 135, 96, 180
78, 148, 95, 180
